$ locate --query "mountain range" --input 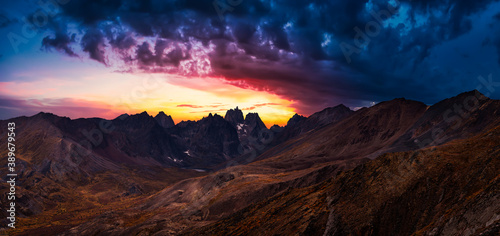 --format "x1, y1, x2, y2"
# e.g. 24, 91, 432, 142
1, 90, 499, 235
